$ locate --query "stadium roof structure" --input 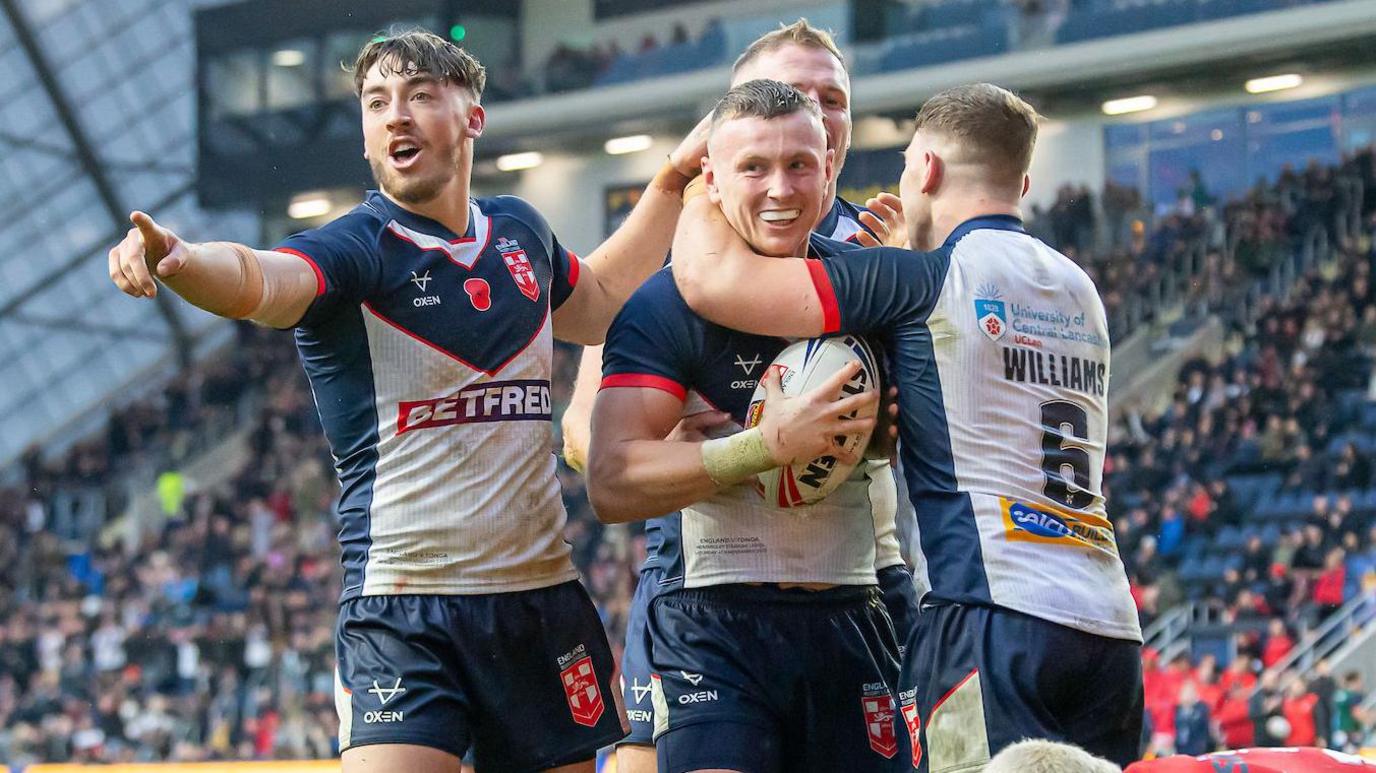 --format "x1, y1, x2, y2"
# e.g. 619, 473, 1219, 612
0, 0, 256, 466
